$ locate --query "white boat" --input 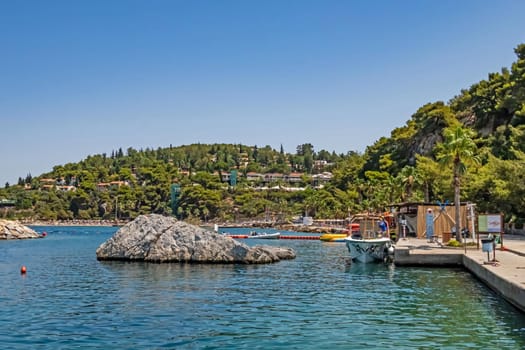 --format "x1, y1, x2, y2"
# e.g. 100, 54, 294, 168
344, 214, 394, 263
246, 231, 281, 239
